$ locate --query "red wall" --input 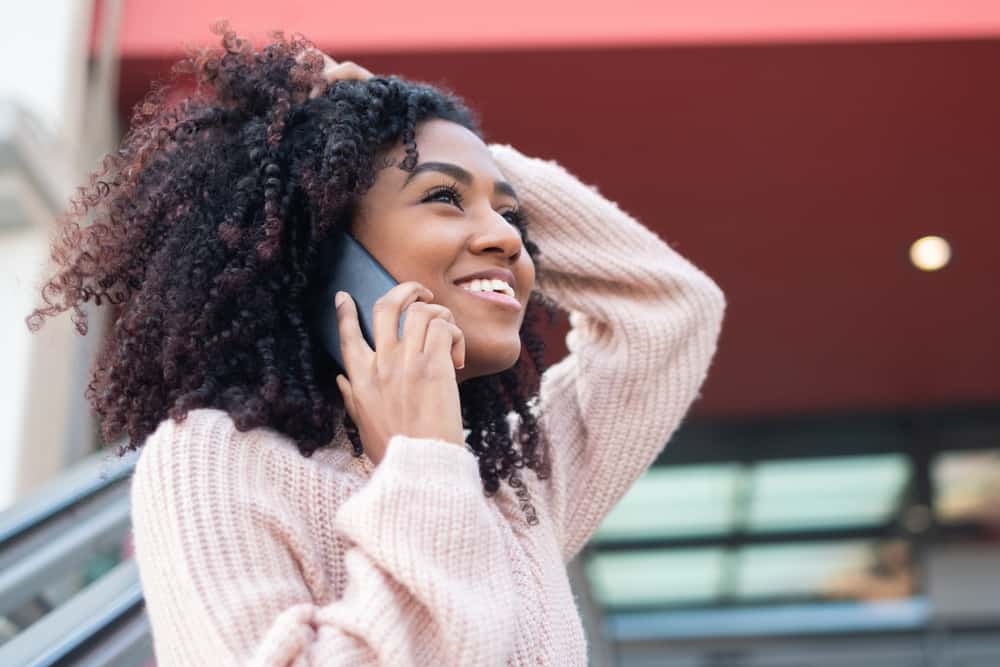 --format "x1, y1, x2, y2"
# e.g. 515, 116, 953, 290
106, 9, 1000, 420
